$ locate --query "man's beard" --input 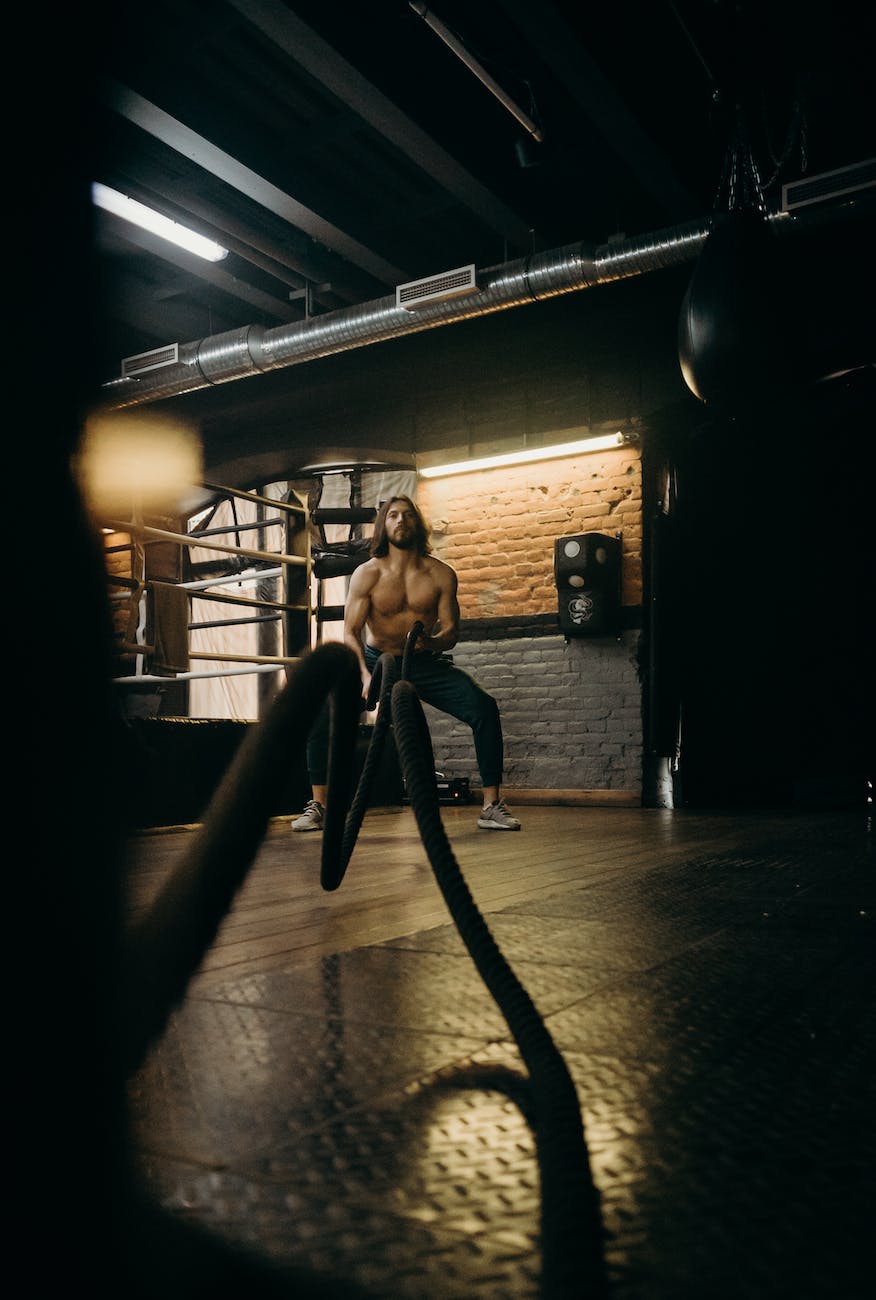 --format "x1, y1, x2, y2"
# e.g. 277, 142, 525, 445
389, 533, 415, 551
